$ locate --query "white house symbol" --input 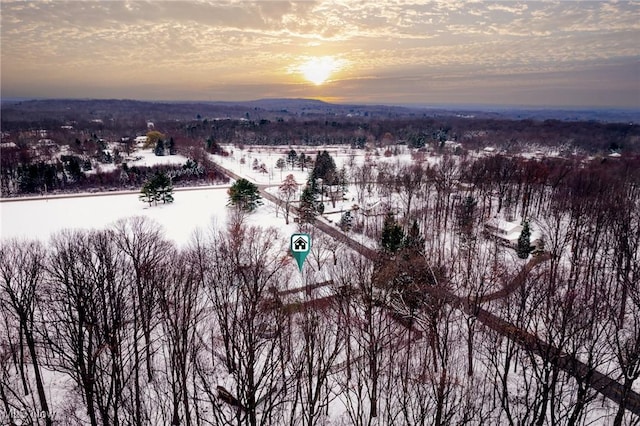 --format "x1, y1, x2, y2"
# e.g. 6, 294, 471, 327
293, 236, 308, 252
